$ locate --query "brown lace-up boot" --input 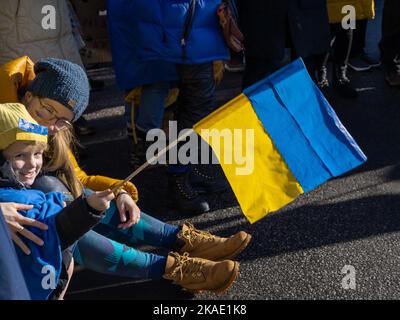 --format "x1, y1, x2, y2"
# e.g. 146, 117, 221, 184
163, 252, 239, 294
176, 223, 251, 261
